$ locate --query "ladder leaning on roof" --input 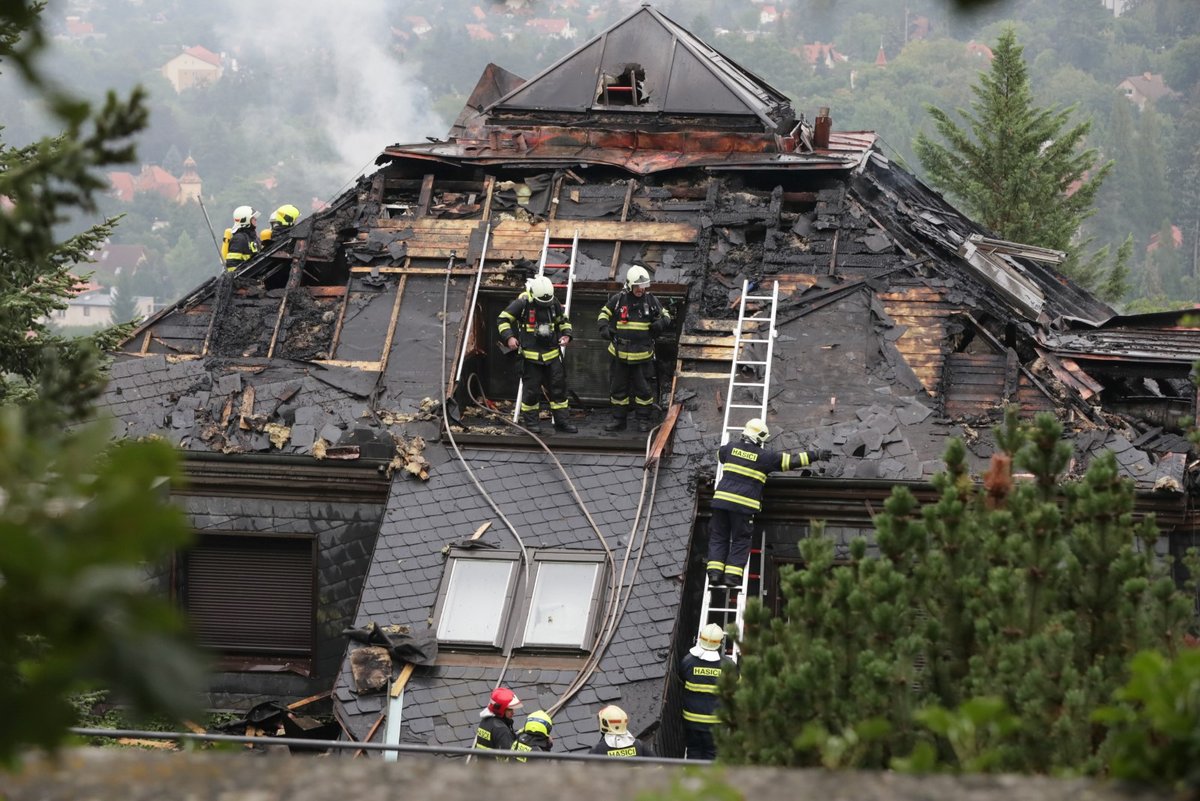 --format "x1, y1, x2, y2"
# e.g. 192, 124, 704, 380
511, 227, 581, 423
694, 278, 780, 662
